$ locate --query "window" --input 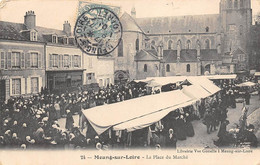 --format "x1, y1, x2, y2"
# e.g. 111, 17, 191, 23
31, 77, 38, 93
12, 78, 21, 95
53, 54, 59, 67
144, 64, 147, 72
74, 55, 80, 67
205, 26, 209, 32
31, 52, 38, 68
64, 55, 70, 67
168, 40, 173, 49
234, 0, 238, 8
186, 40, 191, 49
205, 39, 210, 49
1, 52, 5, 69
52, 35, 57, 43
136, 38, 139, 51
166, 64, 170, 72
240, 0, 244, 8
64, 37, 68, 44
239, 25, 243, 35
186, 64, 190, 72
151, 40, 155, 49
238, 54, 246, 62
12, 52, 21, 68
30, 31, 37, 41
228, 0, 232, 8
118, 39, 123, 57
